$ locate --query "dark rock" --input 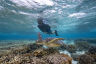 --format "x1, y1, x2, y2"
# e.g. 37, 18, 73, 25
88, 46, 96, 54
75, 41, 91, 51
58, 44, 67, 50
87, 46, 96, 62
71, 53, 80, 61
28, 43, 43, 51
66, 45, 77, 53
78, 54, 94, 64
